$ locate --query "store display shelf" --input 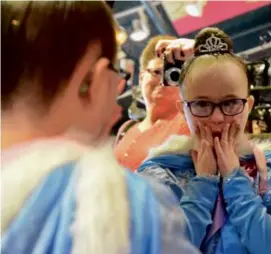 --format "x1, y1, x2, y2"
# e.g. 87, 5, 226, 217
250, 86, 271, 91
248, 133, 271, 140
254, 105, 271, 110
